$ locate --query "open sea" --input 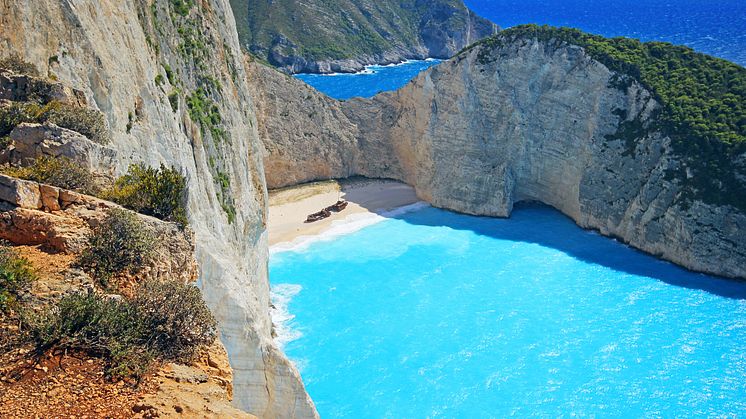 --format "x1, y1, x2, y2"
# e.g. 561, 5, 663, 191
296, 0, 745, 100
280, 3, 746, 416
270, 204, 746, 417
